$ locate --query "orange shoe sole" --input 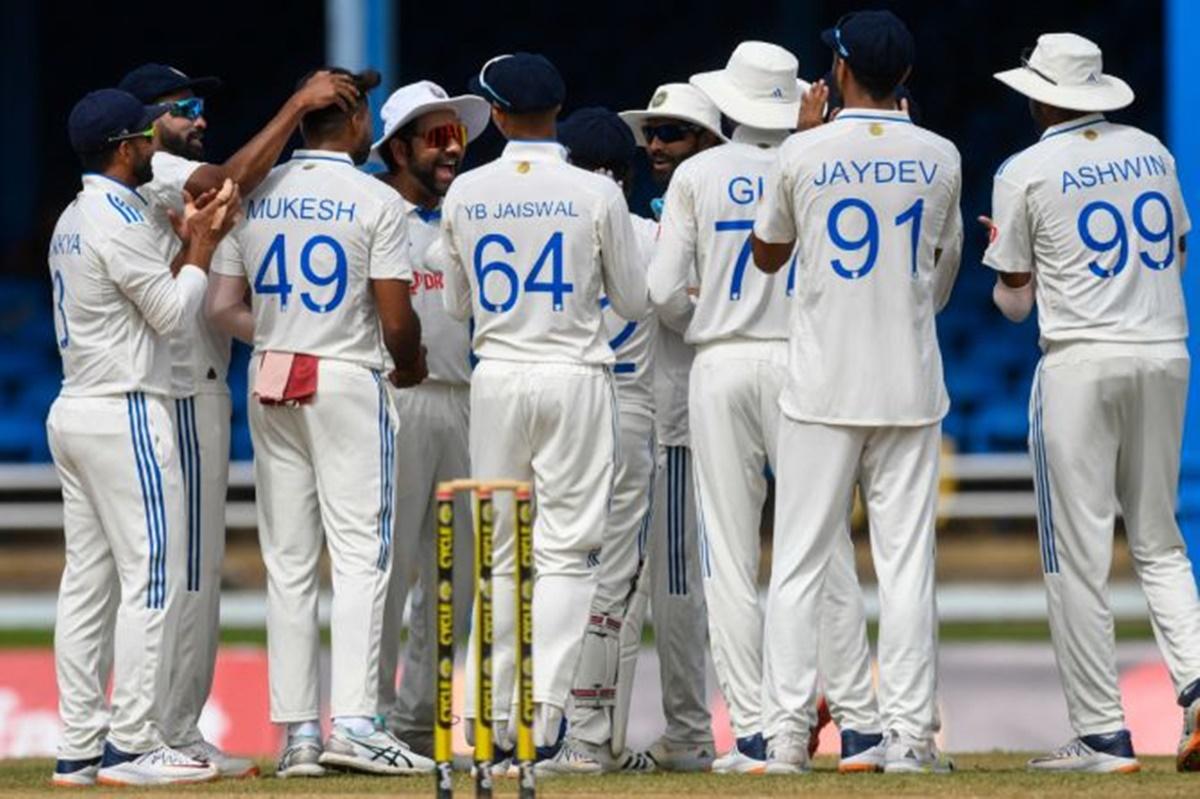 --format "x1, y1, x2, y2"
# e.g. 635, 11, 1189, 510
96, 772, 219, 787
838, 762, 883, 774
1178, 715, 1200, 772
